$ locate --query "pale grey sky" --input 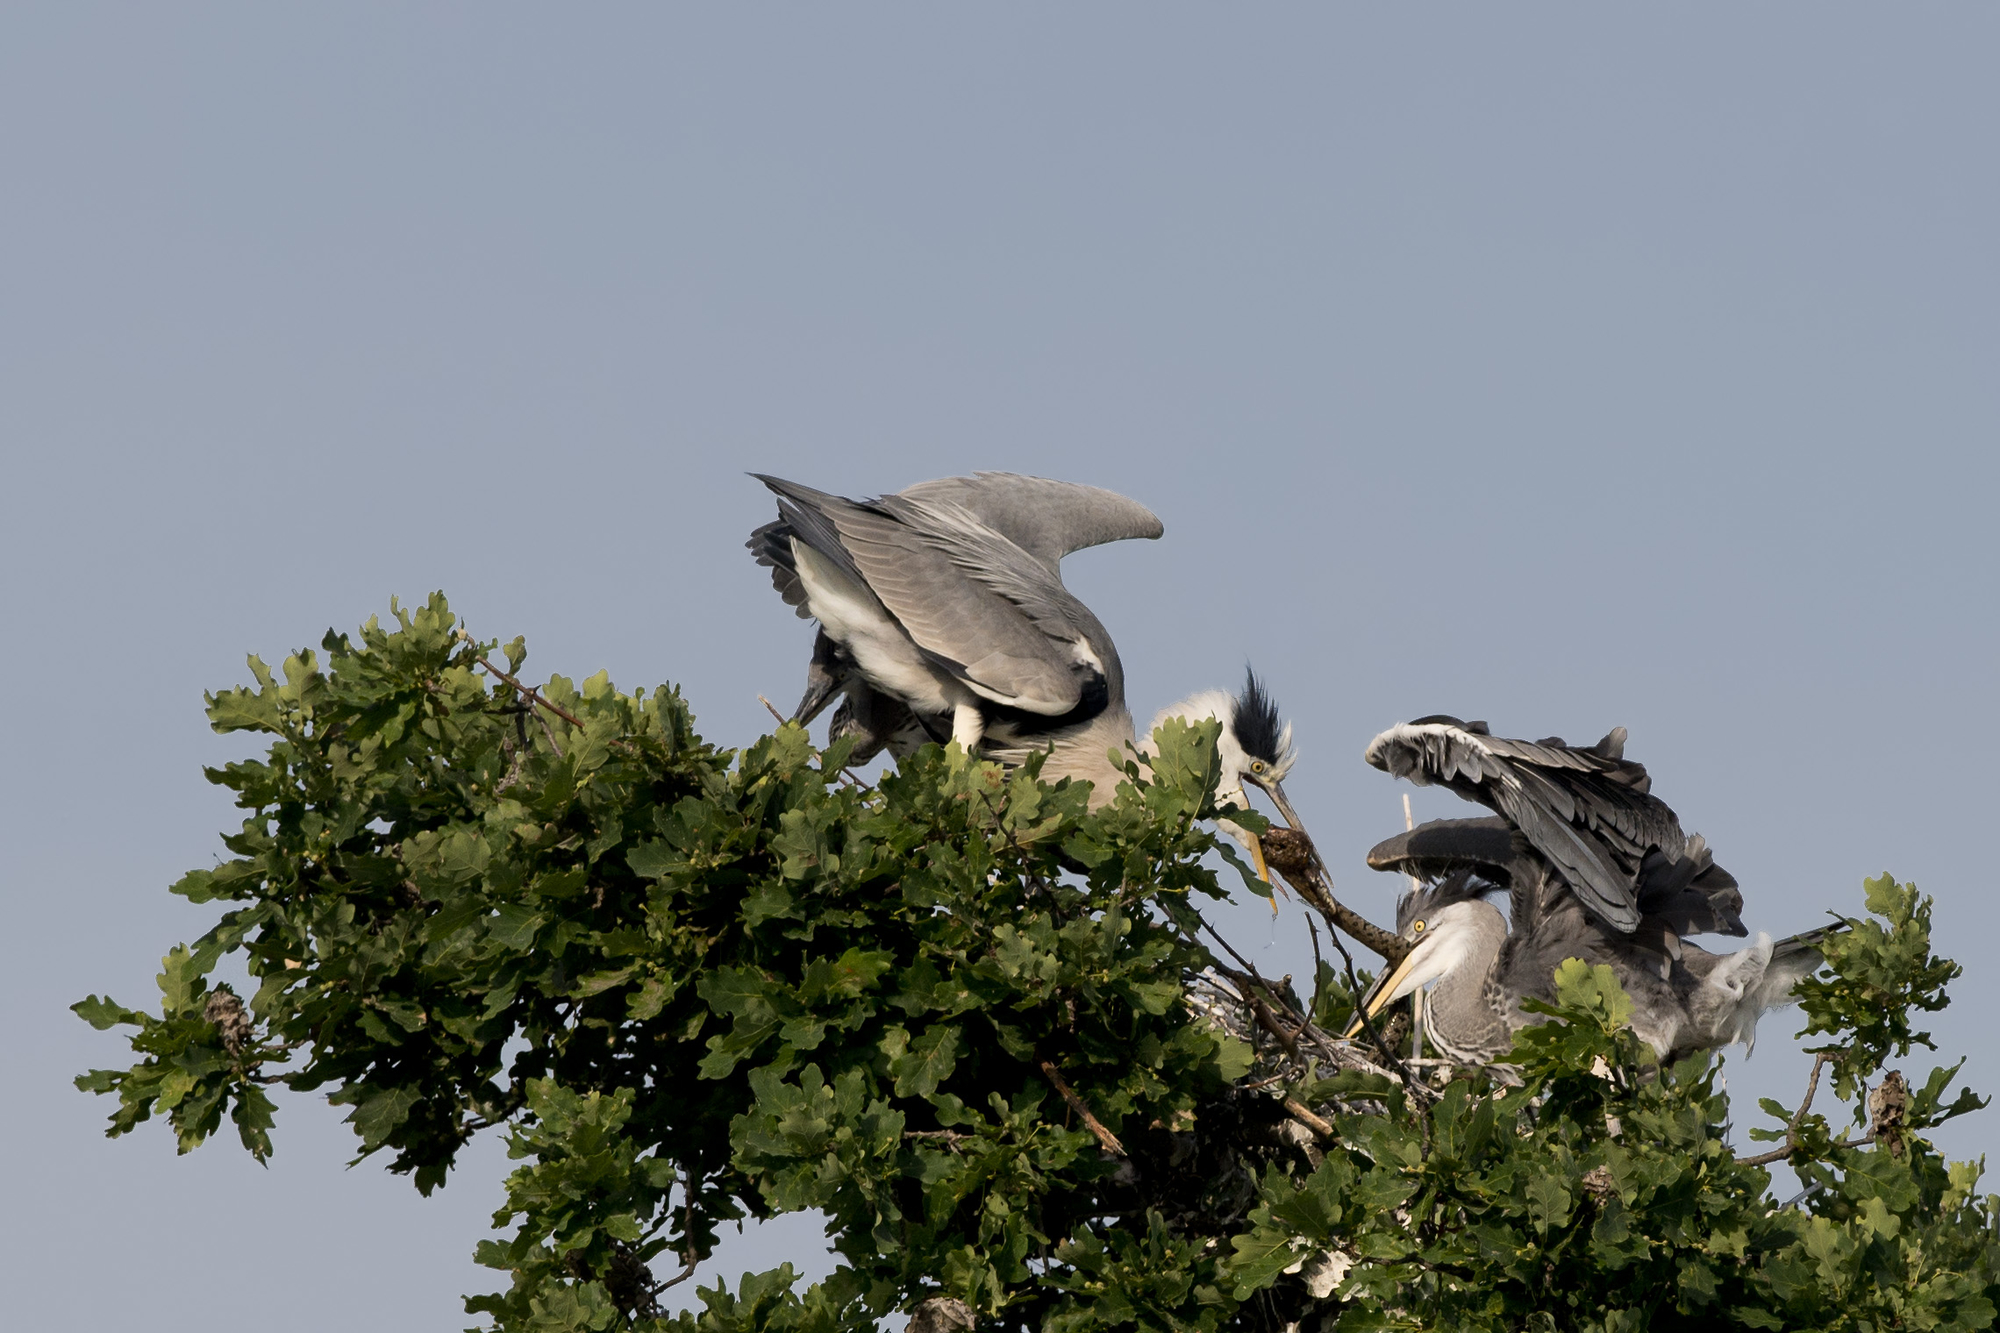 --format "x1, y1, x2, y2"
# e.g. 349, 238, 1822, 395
3, 8, 1995, 1329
